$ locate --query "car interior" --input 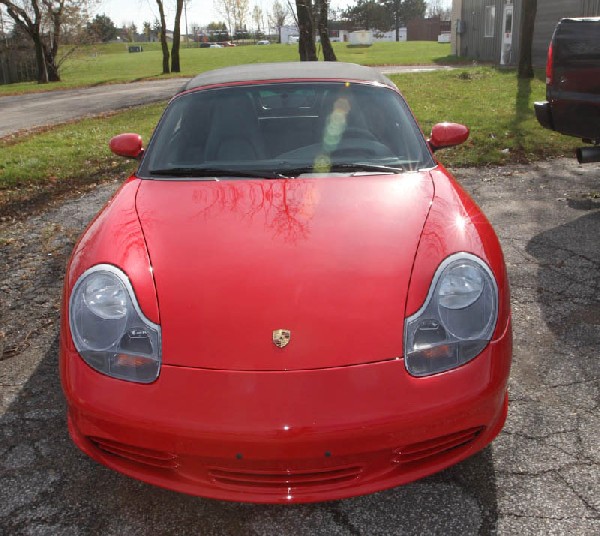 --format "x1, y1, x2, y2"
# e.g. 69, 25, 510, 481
142, 82, 430, 174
